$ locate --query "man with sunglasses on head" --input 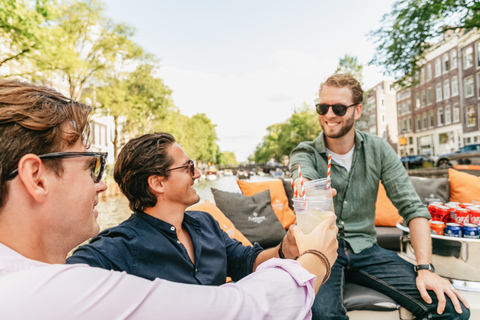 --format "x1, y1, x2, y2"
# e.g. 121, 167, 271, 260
290, 74, 470, 320
0, 79, 340, 319
68, 132, 308, 287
